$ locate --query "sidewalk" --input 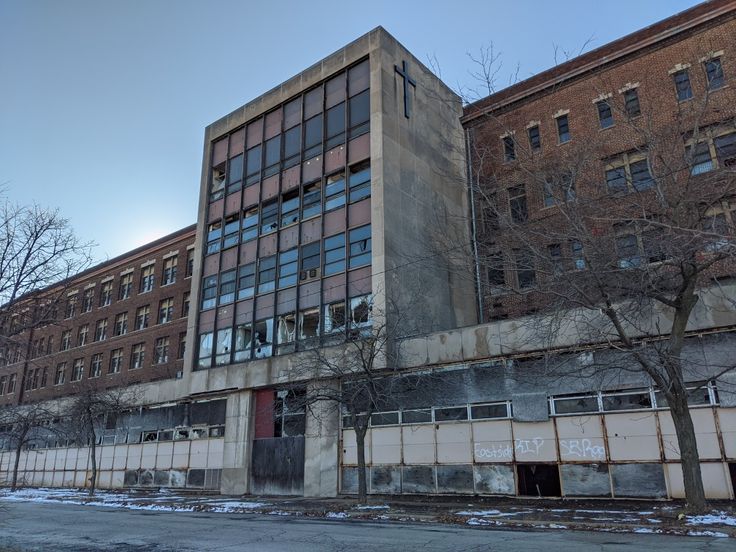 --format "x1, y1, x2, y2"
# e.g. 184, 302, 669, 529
1, 487, 734, 538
